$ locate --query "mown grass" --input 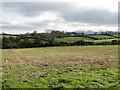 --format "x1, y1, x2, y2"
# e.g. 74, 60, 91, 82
93, 38, 119, 43
112, 35, 120, 38
2, 45, 119, 88
54, 37, 119, 43
88, 35, 115, 39
54, 37, 93, 43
